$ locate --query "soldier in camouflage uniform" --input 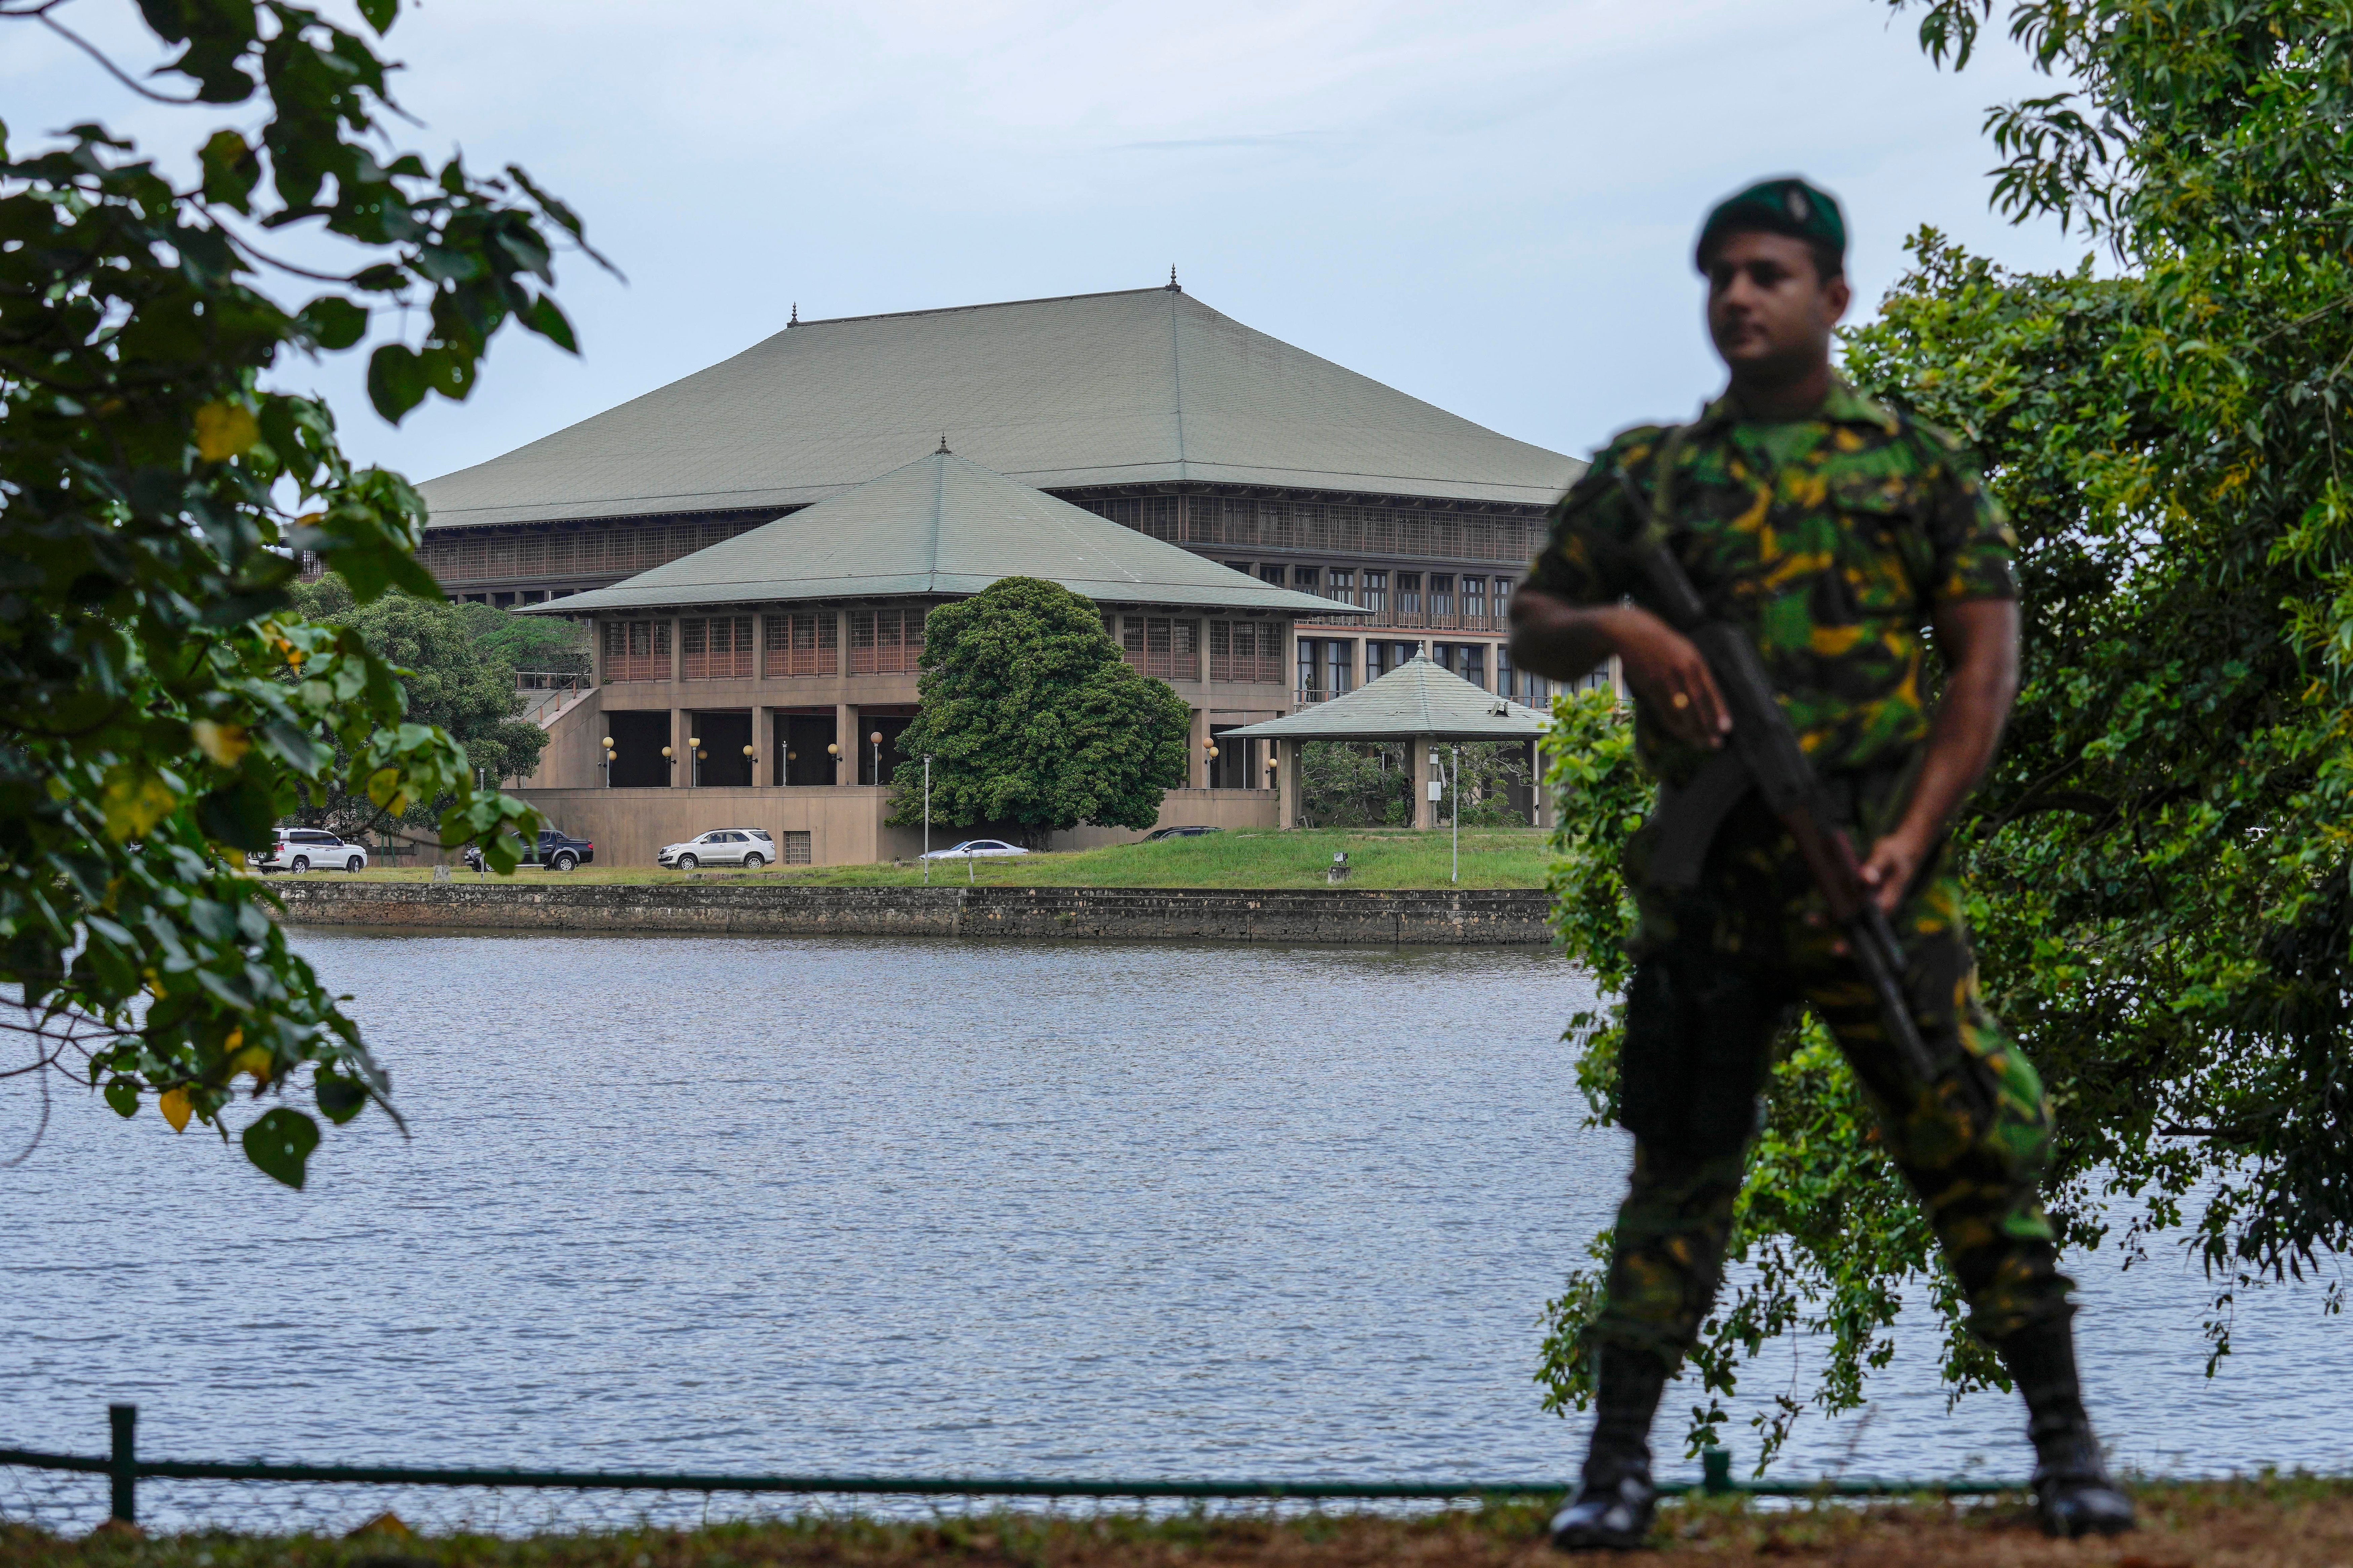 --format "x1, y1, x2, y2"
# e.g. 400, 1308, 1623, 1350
1509, 178, 2133, 1549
